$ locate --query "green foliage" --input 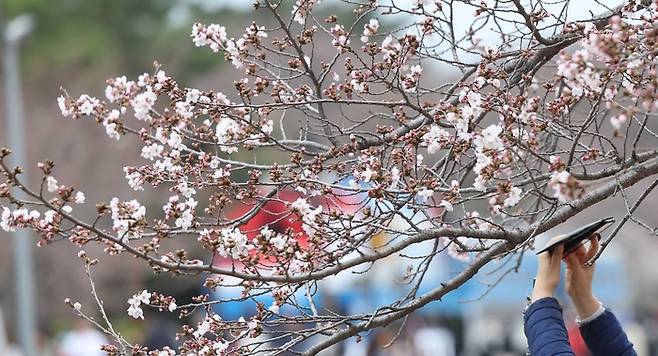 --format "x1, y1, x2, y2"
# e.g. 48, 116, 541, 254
2, 0, 248, 80
2, 0, 382, 82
